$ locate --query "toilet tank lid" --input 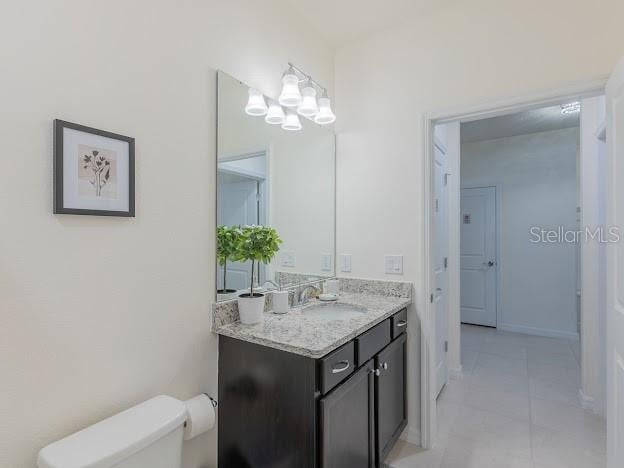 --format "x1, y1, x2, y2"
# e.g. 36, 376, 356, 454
37, 395, 187, 468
